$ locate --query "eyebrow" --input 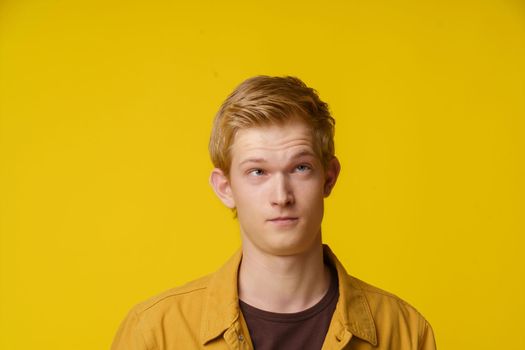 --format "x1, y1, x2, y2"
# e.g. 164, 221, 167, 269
239, 150, 316, 166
